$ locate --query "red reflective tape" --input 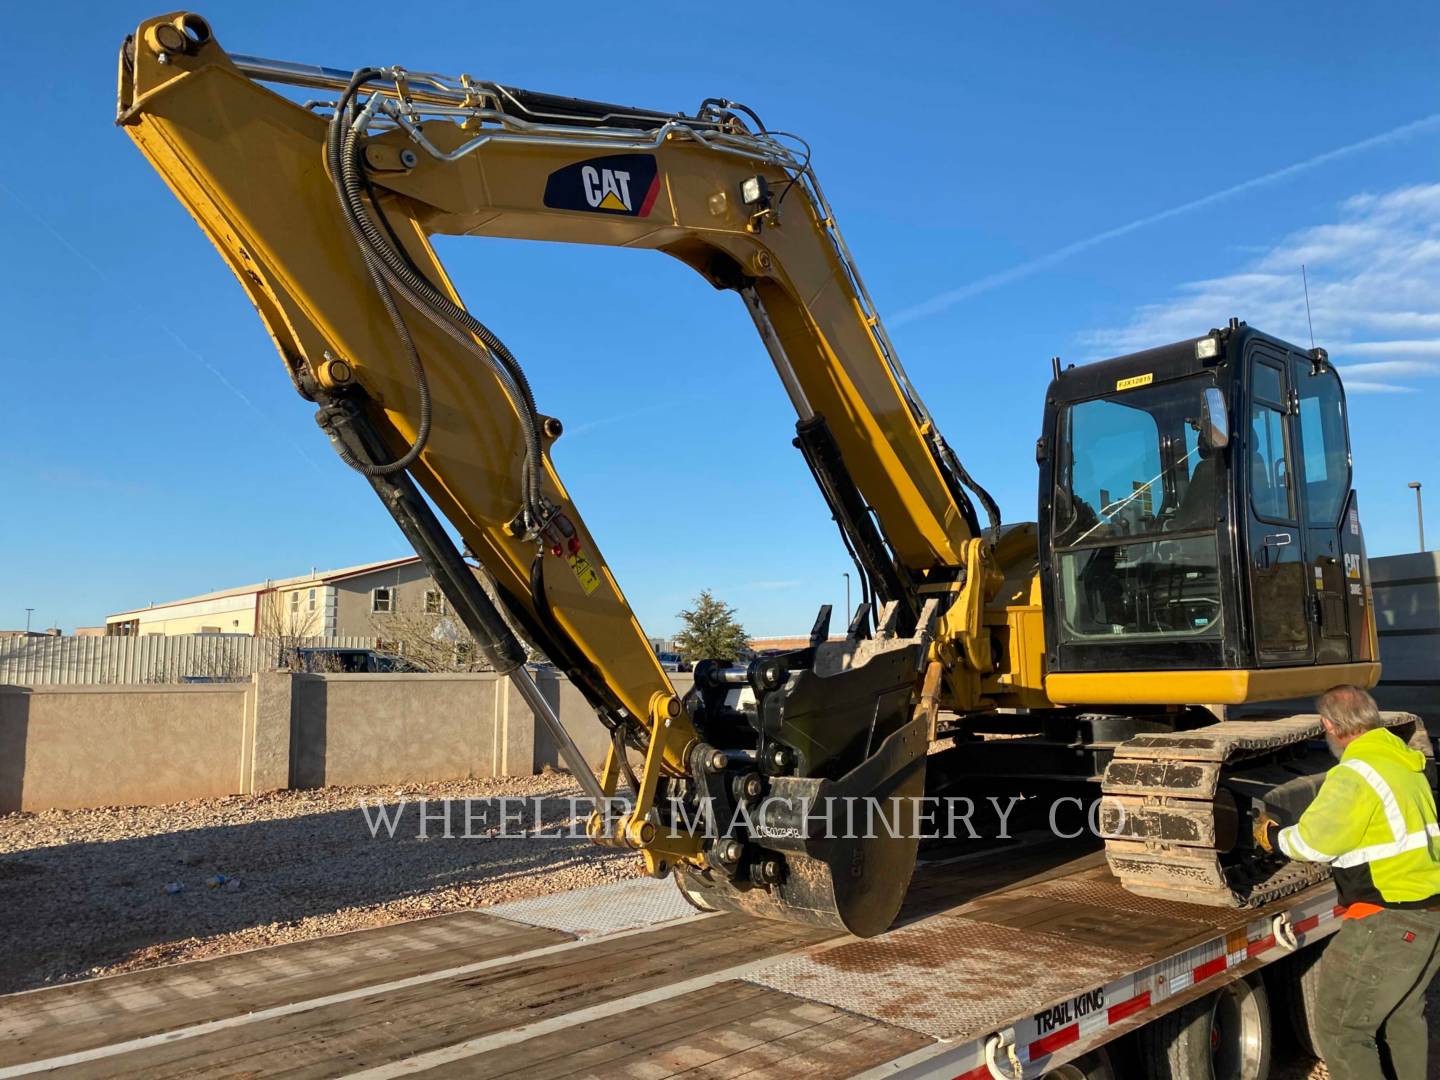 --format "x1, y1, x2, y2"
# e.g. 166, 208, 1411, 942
1293, 914, 1321, 934
954, 1066, 991, 1080
1247, 934, 1277, 958
1107, 990, 1151, 1023
638, 175, 661, 217
1029, 1022, 1080, 1058
1193, 956, 1227, 982
1333, 904, 1348, 918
